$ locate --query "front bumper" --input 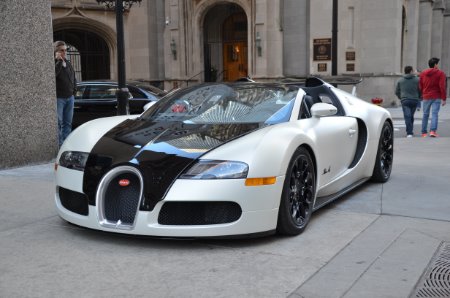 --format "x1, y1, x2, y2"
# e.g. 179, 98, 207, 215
55, 166, 285, 237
